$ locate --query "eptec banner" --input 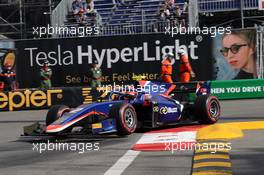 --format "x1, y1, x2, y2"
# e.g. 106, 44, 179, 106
15, 33, 213, 88
0, 87, 95, 111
